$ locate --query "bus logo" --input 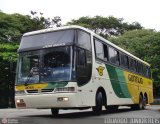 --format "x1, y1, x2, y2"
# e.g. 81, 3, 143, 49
96, 66, 105, 76
128, 74, 143, 84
